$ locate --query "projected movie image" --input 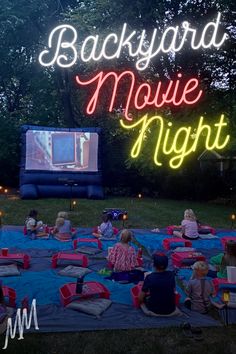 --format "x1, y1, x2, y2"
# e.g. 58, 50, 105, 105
25, 130, 98, 171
